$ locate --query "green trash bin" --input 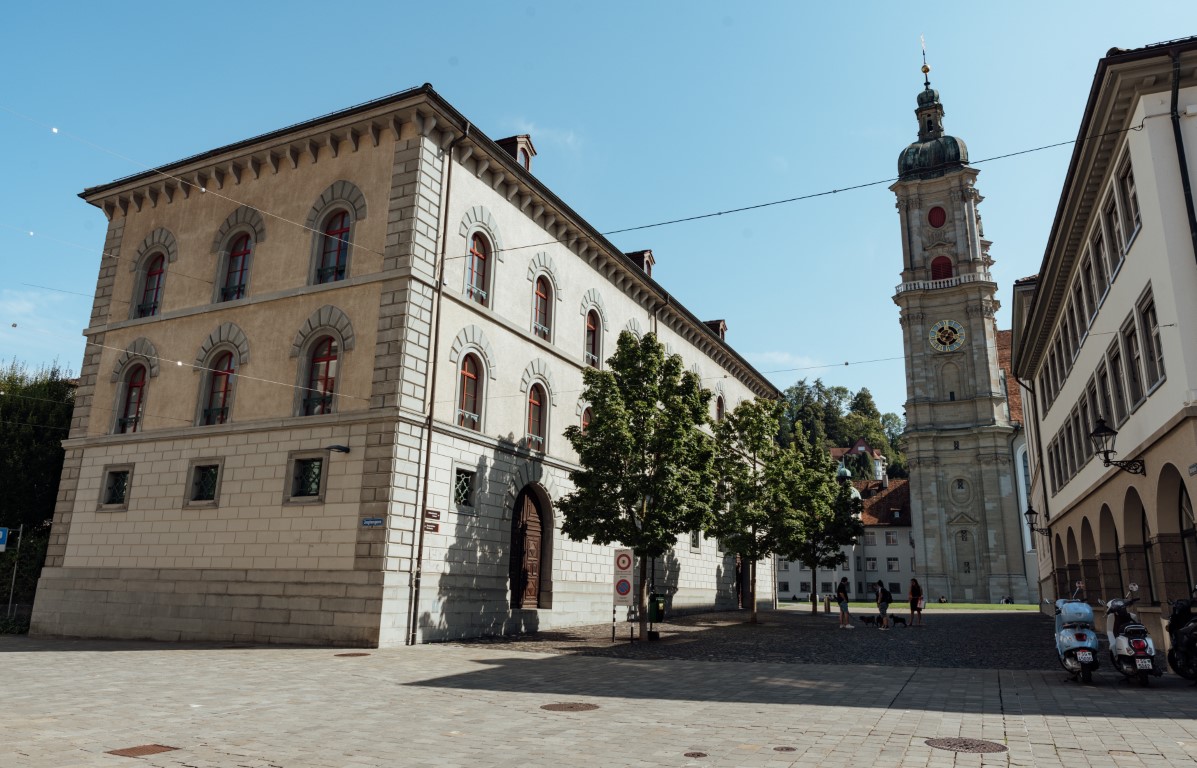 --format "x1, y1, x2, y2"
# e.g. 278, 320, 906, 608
648, 592, 666, 623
